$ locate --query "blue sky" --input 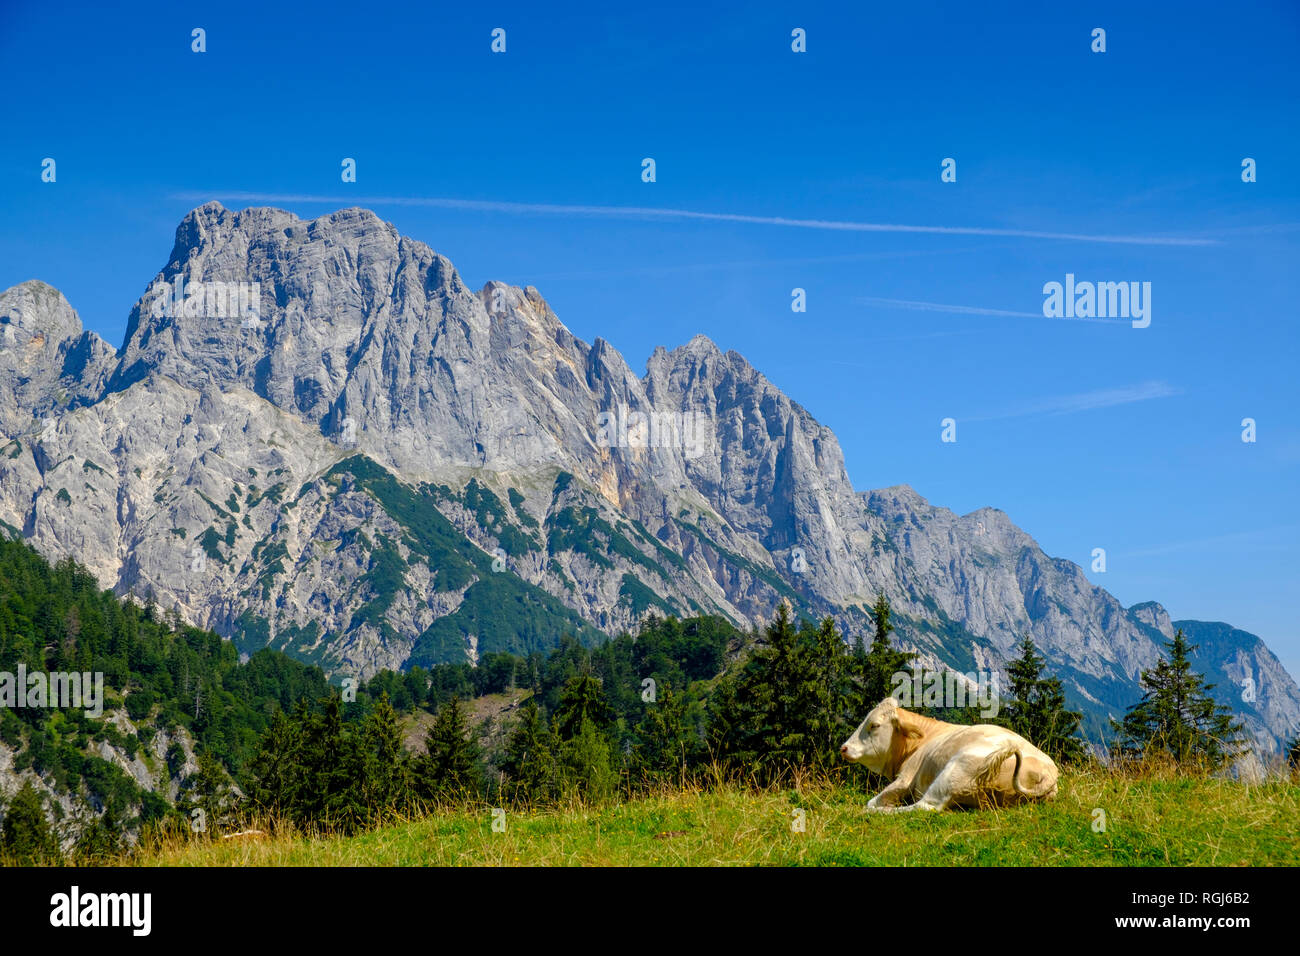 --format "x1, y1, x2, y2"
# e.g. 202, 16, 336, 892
2, 1, 1297, 676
